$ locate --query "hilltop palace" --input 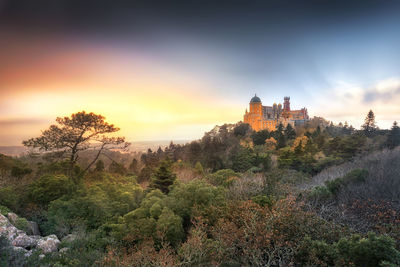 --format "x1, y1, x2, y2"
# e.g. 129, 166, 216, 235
244, 94, 309, 131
